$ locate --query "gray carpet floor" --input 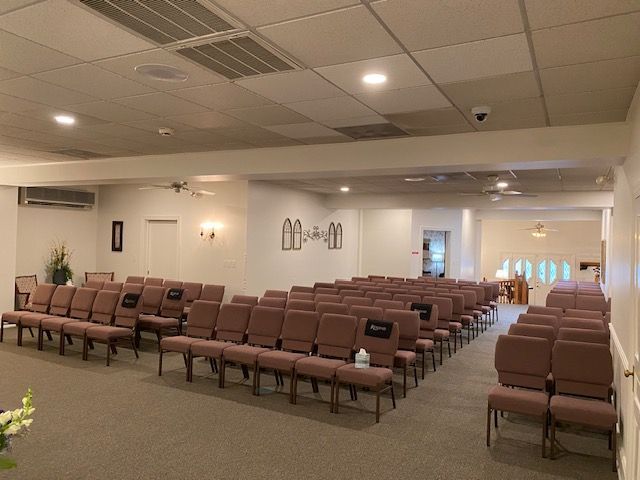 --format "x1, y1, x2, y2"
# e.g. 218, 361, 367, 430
0, 305, 617, 479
